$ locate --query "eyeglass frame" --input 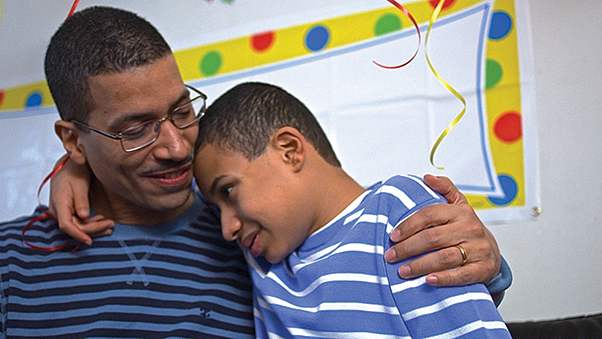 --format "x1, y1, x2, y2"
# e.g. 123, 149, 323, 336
71, 85, 207, 152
